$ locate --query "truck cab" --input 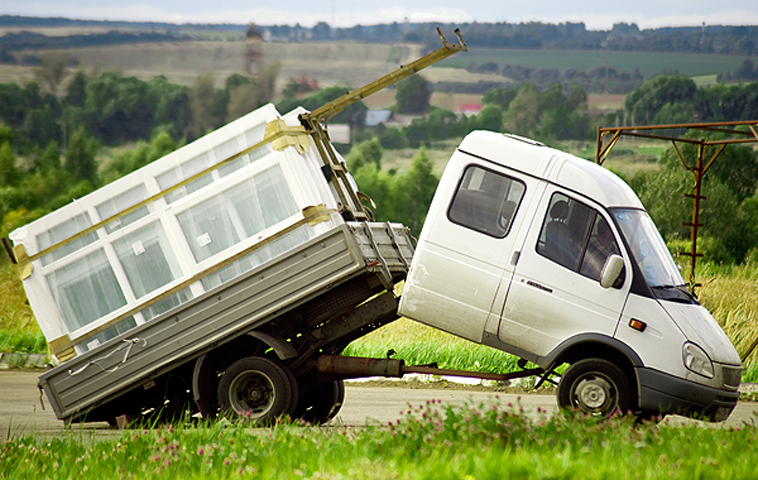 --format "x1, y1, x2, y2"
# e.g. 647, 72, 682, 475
399, 131, 741, 420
